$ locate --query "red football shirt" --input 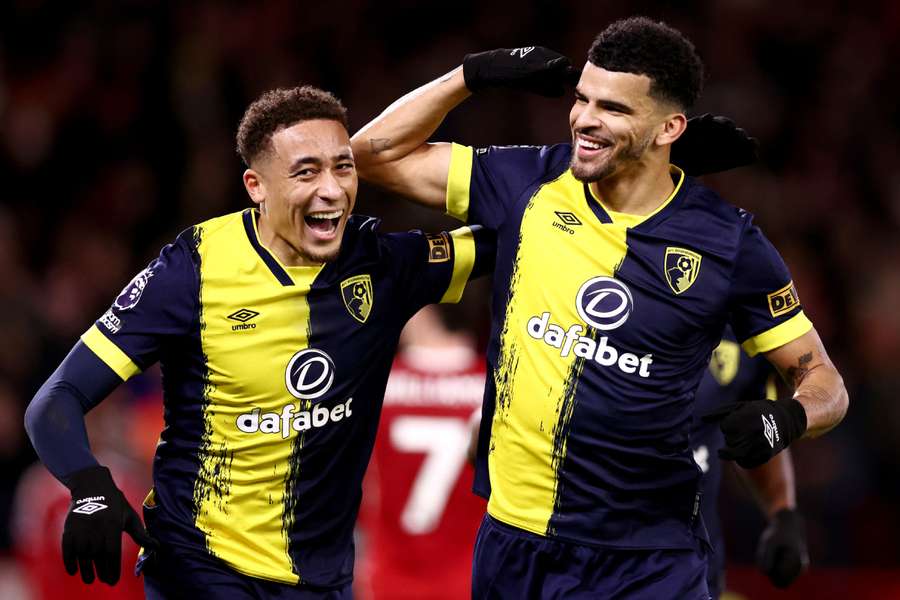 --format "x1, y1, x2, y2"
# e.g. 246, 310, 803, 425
358, 346, 487, 600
